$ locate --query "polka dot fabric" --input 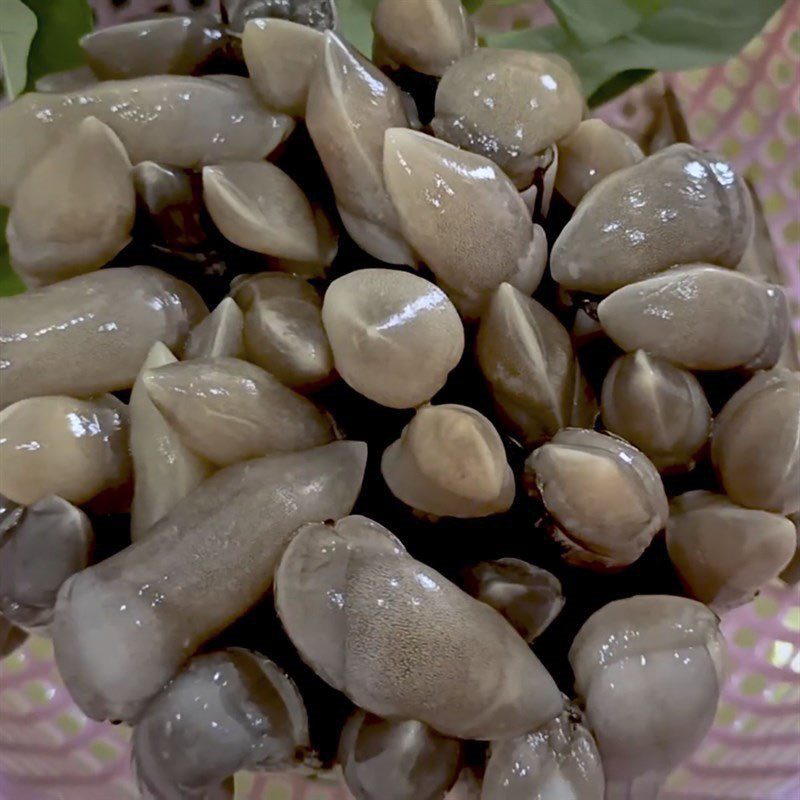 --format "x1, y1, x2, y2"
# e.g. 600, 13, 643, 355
1, 2, 798, 799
